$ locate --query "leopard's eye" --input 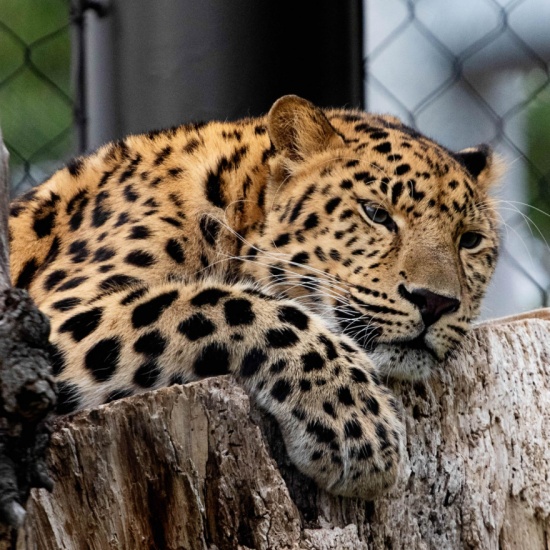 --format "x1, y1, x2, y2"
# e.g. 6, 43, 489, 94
361, 203, 397, 232
459, 231, 483, 250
